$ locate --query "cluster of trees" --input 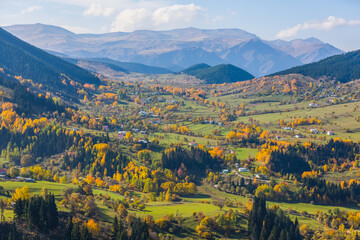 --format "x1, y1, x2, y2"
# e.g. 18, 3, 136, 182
0, 76, 66, 115
1, 124, 77, 164
248, 197, 302, 240
111, 216, 150, 240
161, 146, 220, 176
196, 209, 245, 239
256, 138, 359, 178
268, 147, 311, 175
299, 177, 360, 205
112, 161, 196, 197
65, 214, 97, 240
207, 172, 258, 197
14, 193, 58, 232
280, 117, 321, 127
